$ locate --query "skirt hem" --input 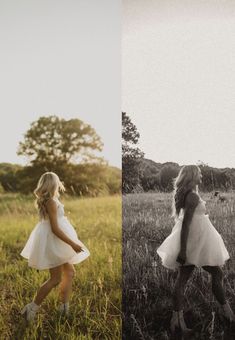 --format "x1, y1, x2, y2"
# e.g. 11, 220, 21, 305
158, 253, 230, 270
20, 251, 90, 270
